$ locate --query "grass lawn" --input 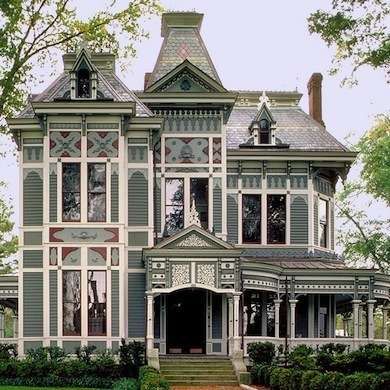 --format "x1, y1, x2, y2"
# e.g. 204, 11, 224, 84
0, 387, 101, 390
